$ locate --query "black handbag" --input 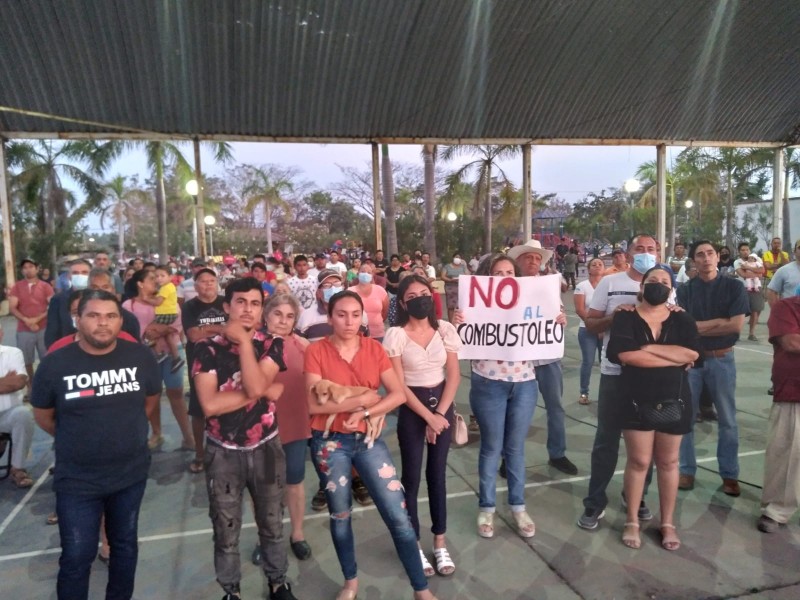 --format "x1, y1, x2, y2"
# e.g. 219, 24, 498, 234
633, 379, 684, 429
